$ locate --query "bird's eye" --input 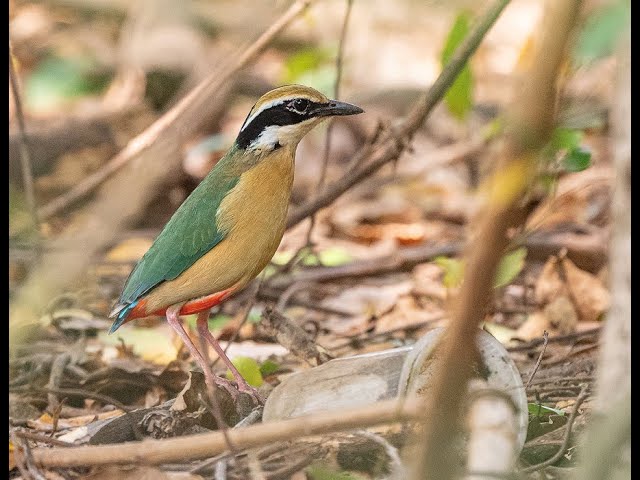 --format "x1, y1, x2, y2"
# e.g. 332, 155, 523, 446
290, 98, 309, 113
